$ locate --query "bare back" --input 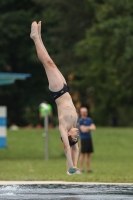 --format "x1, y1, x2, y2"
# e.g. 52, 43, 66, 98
56, 92, 78, 130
